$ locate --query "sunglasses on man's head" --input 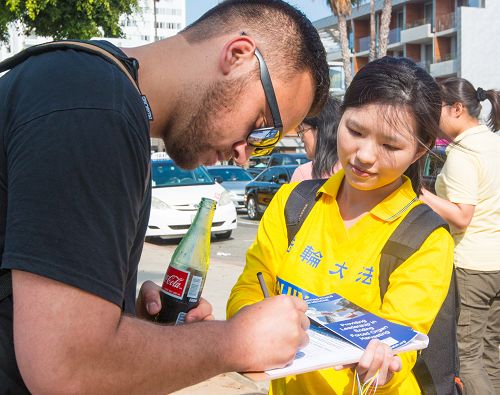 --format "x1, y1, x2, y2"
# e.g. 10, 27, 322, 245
245, 46, 283, 157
